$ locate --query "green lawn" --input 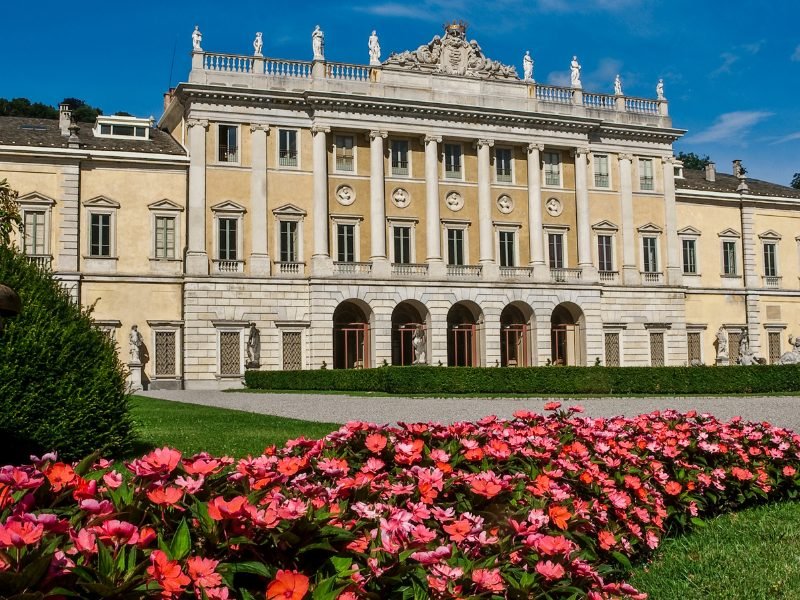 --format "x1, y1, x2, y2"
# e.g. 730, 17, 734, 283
128, 395, 339, 458
629, 501, 800, 599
